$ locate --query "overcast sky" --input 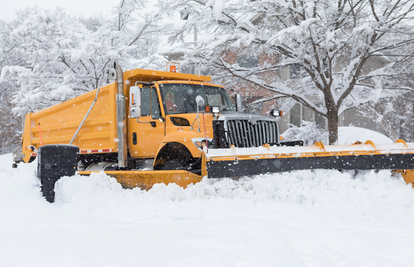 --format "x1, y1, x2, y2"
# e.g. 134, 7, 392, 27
3, 0, 119, 21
